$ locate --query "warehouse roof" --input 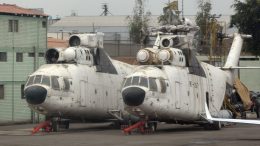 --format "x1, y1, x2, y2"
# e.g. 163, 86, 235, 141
52, 15, 160, 27
0, 3, 48, 17
51, 15, 232, 28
